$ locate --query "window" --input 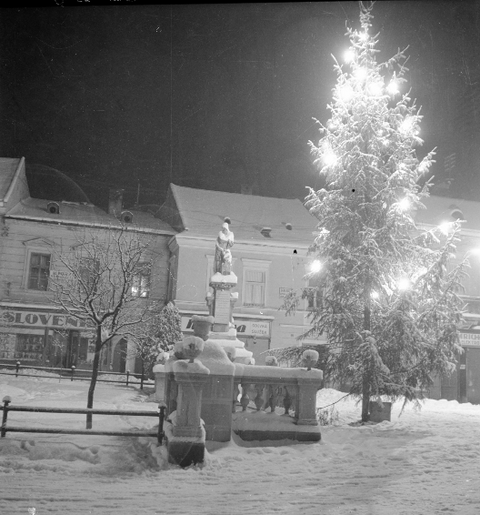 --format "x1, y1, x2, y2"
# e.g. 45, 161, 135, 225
242, 259, 271, 307
28, 253, 51, 290
306, 269, 322, 310
131, 263, 151, 298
